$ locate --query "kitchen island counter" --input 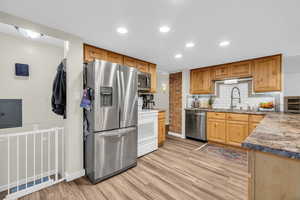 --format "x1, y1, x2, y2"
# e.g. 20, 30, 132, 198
242, 112, 300, 160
